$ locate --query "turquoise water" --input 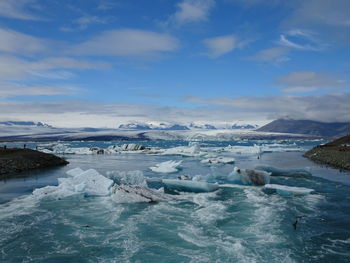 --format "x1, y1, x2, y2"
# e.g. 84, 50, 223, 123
1, 140, 350, 262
